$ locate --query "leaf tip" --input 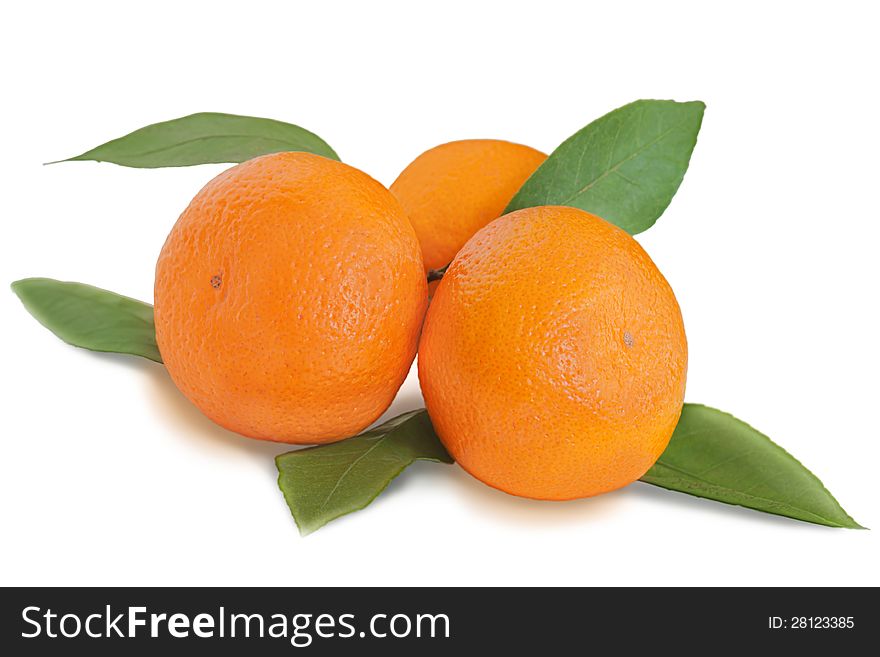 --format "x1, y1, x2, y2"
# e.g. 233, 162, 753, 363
10, 277, 36, 300
841, 516, 867, 530
43, 158, 70, 166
